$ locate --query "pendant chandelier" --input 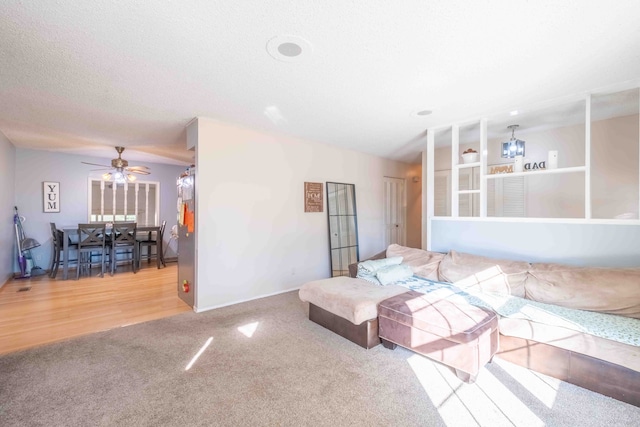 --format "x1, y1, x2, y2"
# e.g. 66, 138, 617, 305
501, 125, 525, 158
